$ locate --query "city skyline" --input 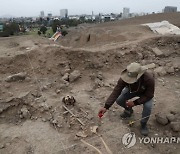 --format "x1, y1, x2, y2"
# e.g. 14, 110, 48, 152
0, 0, 180, 17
